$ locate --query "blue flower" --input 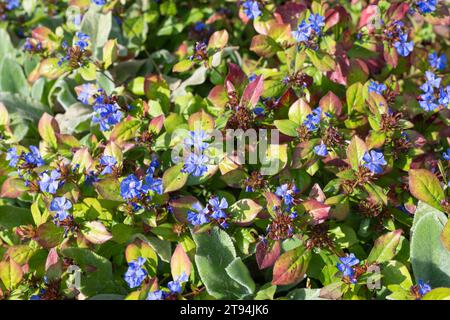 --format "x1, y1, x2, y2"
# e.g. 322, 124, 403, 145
275, 184, 297, 207
85, 170, 99, 186
147, 290, 167, 300
92, 96, 123, 131
5, 0, 20, 10
419, 96, 438, 112
193, 22, 206, 32
24, 146, 45, 166
50, 197, 72, 222
77, 83, 97, 105
6, 147, 19, 167
303, 107, 322, 131
308, 14, 325, 35
368, 81, 387, 95
92, 0, 106, 5
337, 253, 359, 278
187, 202, 210, 226
292, 20, 312, 42
209, 197, 228, 220
39, 170, 61, 194
393, 33, 414, 57
182, 152, 209, 177
417, 279, 432, 296
168, 272, 188, 294
424, 71, 442, 89
120, 174, 143, 200
253, 106, 265, 116
428, 52, 447, 70
99, 155, 117, 175
362, 150, 387, 174
184, 130, 209, 152
439, 86, 450, 106
142, 175, 163, 195
124, 257, 147, 288
314, 143, 328, 157
74, 32, 90, 50
416, 0, 437, 14
242, 1, 262, 20
443, 149, 450, 160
